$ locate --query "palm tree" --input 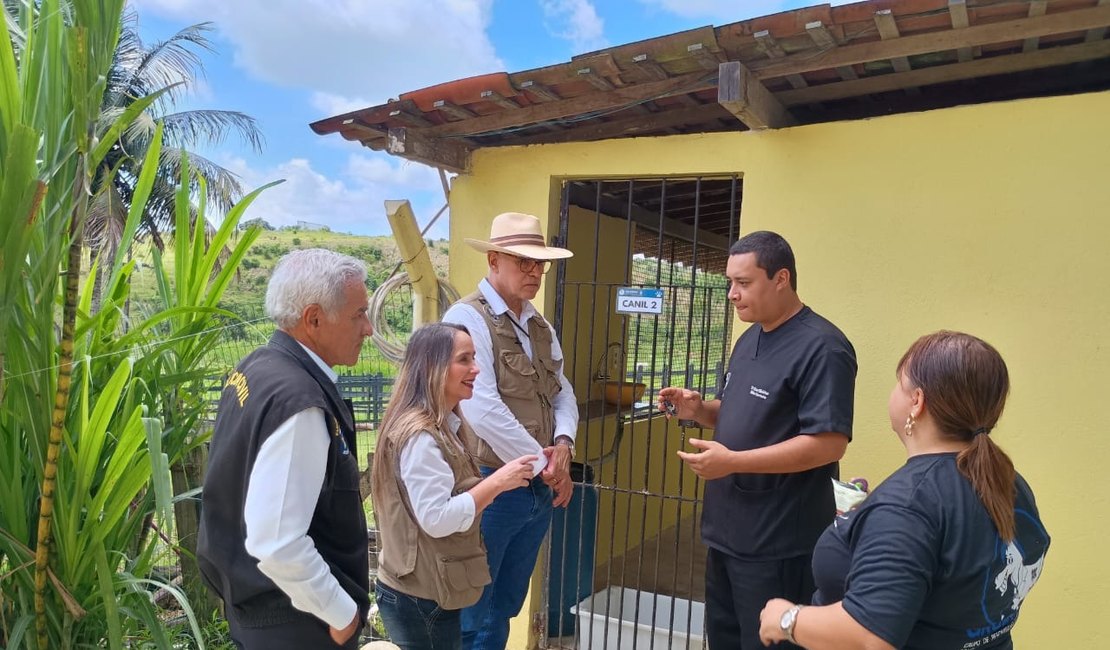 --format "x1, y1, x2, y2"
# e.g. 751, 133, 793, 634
87, 13, 263, 259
